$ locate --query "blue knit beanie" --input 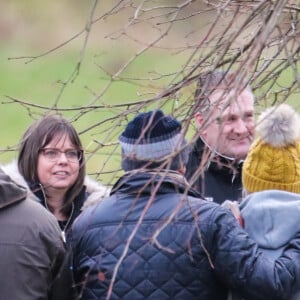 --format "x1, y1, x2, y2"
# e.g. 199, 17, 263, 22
119, 110, 185, 170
